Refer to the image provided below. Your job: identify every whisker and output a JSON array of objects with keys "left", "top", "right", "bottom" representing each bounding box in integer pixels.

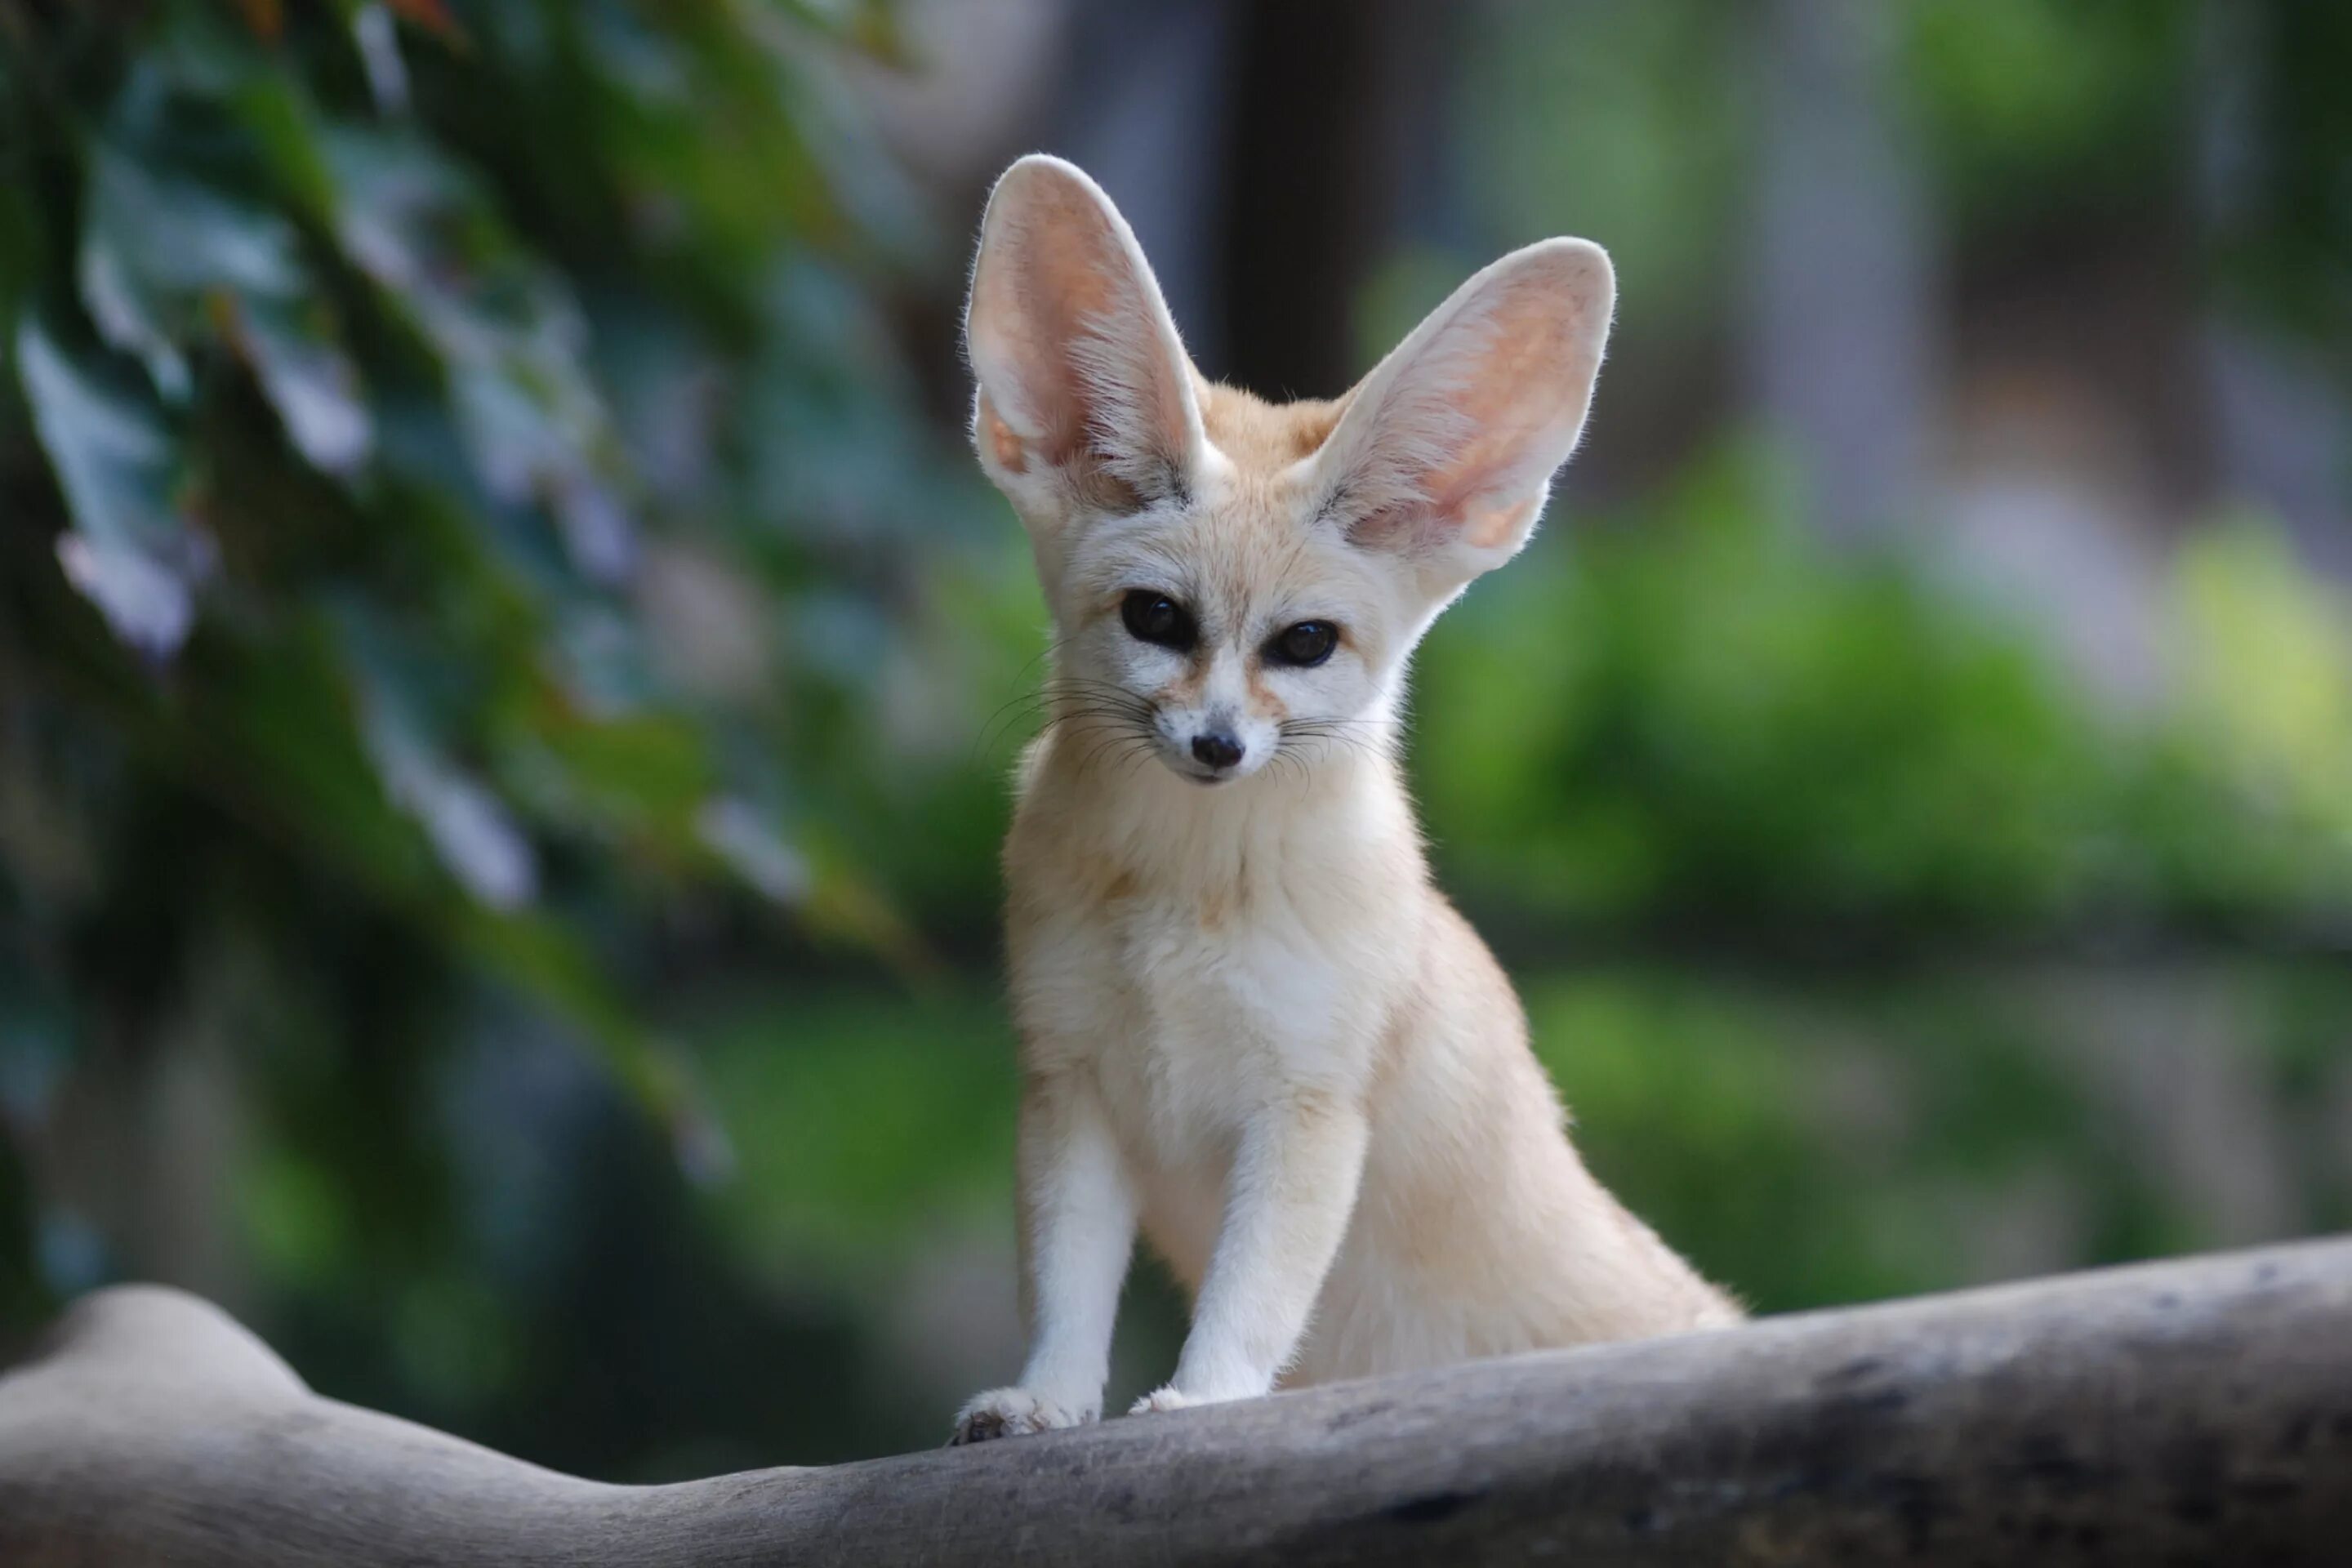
[{"left": 973, "top": 672, "right": 1164, "bottom": 767}]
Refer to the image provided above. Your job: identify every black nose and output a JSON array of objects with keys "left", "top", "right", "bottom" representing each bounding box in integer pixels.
[{"left": 1192, "top": 731, "right": 1245, "bottom": 770}]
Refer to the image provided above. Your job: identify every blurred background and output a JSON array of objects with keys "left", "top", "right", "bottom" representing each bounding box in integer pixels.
[{"left": 3, "top": 0, "right": 2350, "bottom": 1477}]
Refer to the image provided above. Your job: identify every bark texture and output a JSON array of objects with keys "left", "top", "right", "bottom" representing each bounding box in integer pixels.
[{"left": 2, "top": 1237, "right": 2349, "bottom": 1566}]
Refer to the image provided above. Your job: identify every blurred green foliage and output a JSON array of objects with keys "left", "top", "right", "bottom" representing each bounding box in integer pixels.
[
  {"left": 1, "top": 0, "right": 2349, "bottom": 1479},
  {"left": 1412, "top": 444, "right": 2352, "bottom": 935},
  {"left": 0, "top": 0, "right": 1005, "bottom": 1381}
]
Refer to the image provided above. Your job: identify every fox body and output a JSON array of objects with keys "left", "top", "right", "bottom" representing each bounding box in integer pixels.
[{"left": 953, "top": 157, "right": 1737, "bottom": 1442}]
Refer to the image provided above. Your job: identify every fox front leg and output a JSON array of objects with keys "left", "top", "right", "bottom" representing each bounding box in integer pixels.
[
  {"left": 1132, "top": 1094, "right": 1370, "bottom": 1414},
  {"left": 951, "top": 1072, "right": 1137, "bottom": 1444}
]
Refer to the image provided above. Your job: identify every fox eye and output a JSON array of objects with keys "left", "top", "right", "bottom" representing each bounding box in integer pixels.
[
  {"left": 1120, "top": 590, "right": 1196, "bottom": 651},
  {"left": 1267, "top": 621, "right": 1339, "bottom": 668}
]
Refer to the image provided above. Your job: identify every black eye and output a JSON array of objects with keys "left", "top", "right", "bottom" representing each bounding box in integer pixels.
[
  {"left": 1120, "top": 590, "right": 1196, "bottom": 650},
  {"left": 1267, "top": 621, "right": 1339, "bottom": 668}
]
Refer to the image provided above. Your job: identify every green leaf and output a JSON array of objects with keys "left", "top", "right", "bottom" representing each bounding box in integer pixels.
[
  {"left": 14, "top": 318, "right": 212, "bottom": 658},
  {"left": 333, "top": 606, "right": 540, "bottom": 911},
  {"left": 231, "top": 294, "right": 373, "bottom": 474},
  {"left": 78, "top": 145, "right": 373, "bottom": 474},
  {"left": 696, "top": 797, "right": 811, "bottom": 907},
  {"left": 321, "top": 126, "right": 635, "bottom": 582},
  {"left": 365, "top": 706, "right": 540, "bottom": 911}
]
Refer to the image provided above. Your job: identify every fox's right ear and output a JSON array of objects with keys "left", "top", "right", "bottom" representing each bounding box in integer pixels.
[{"left": 965, "top": 155, "right": 1205, "bottom": 532}]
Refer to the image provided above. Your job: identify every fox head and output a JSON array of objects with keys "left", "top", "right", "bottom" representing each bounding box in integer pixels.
[{"left": 966, "top": 155, "right": 1612, "bottom": 788}]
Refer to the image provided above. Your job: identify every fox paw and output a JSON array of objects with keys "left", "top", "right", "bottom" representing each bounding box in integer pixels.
[
  {"left": 1128, "top": 1385, "right": 1199, "bottom": 1417},
  {"left": 950, "top": 1387, "right": 1087, "bottom": 1446}
]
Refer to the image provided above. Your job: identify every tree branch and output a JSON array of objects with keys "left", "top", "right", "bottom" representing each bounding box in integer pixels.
[{"left": 2, "top": 1238, "right": 2349, "bottom": 1565}]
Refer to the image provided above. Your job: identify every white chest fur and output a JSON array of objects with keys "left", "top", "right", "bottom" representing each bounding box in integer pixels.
[{"left": 1007, "top": 755, "right": 1419, "bottom": 1272}]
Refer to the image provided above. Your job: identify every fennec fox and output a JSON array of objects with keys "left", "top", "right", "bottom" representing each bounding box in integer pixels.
[{"left": 951, "top": 156, "right": 1738, "bottom": 1444}]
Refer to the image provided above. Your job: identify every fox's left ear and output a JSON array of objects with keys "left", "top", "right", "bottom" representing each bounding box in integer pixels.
[{"left": 1312, "top": 238, "right": 1614, "bottom": 590}]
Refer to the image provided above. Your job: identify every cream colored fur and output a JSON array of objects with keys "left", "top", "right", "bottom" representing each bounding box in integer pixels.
[{"left": 951, "top": 156, "right": 1739, "bottom": 1444}]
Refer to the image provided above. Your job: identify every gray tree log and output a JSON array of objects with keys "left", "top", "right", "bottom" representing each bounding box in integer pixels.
[{"left": 2, "top": 1236, "right": 2349, "bottom": 1566}]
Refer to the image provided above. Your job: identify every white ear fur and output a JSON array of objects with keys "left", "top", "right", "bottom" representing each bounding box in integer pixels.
[
  {"left": 1312, "top": 238, "right": 1615, "bottom": 587},
  {"left": 964, "top": 155, "right": 1205, "bottom": 523}
]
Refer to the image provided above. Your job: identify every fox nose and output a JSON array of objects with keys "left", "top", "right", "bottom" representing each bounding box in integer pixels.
[{"left": 1192, "top": 731, "right": 1245, "bottom": 770}]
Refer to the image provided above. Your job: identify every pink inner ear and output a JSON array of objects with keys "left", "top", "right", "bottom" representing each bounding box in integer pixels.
[
  {"left": 1420, "top": 272, "right": 1590, "bottom": 517},
  {"left": 1461, "top": 497, "right": 1538, "bottom": 552},
  {"left": 971, "top": 175, "right": 1192, "bottom": 488},
  {"left": 1008, "top": 189, "right": 1127, "bottom": 463},
  {"left": 1337, "top": 248, "right": 1606, "bottom": 561}
]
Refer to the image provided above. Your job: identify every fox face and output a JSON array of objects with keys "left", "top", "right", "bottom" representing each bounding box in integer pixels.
[
  {"left": 1039, "top": 464, "right": 1410, "bottom": 785},
  {"left": 966, "top": 155, "right": 1614, "bottom": 786}
]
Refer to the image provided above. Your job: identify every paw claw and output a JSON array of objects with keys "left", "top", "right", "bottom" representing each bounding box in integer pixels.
[
  {"left": 1128, "top": 1385, "right": 1197, "bottom": 1417},
  {"left": 950, "top": 1387, "right": 1087, "bottom": 1446}
]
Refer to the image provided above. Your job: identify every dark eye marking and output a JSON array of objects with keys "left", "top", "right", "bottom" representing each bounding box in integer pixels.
[
  {"left": 1266, "top": 621, "right": 1339, "bottom": 668},
  {"left": 1120, "top": 590, "right": 1197, "bottom": 652}
]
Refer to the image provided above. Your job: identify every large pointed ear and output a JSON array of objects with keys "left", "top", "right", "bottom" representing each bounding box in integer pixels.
[
  {"left": 964, "top": 155, "right": 1206, "bottom": 526},
  {"left": 1312, "top": 238, "right": 1614, "bottom": 589}
]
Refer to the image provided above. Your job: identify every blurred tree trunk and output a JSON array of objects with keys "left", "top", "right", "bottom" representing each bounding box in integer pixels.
[
  {"left": 43, "top": 942, "right": 251, "bottom": 1316},
  {"left": 2194, "top": 0, "right": 2352, "bottom": 578},
  {"left": 1050, "top": 0, "right": 1237, "bottom": 372},
  {"left": 1745, "top": 0, "right": 1937, "bottom": 545},
  {"left": 1052, "top": 0, "right": 1451, "bottom": 399},
  {"left": 892, "top": 0, "right": 1454, "bottom": 432},
  {"left": 1210, "top": 0, "right": 1453, "bottom": 399}
]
